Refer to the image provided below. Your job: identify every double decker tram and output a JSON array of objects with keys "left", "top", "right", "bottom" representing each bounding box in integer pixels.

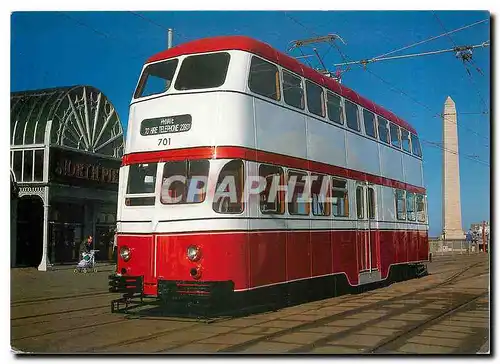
[{"left": 109, "top": 36, "right": 428, "bottom": 312}]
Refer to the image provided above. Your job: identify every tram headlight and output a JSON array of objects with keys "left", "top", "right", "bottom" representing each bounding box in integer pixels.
[
  {"left": 187, "top": 245, "right": 201, "bottom": 262},
  {"left": 120, "top": 246, "right": 131, "bottom": 262}
]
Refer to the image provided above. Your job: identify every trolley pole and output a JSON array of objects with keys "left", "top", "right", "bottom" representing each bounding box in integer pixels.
[{"left": 168, "top": 28, "right": 173, "bottom": 49}]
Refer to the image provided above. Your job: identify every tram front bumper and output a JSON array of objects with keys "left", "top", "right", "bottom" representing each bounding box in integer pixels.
[{"left": 108, "top": 274, "right": 143, "bottom": 296}]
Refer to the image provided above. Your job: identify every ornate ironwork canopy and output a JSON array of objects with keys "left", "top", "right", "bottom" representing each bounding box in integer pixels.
[{"left": 11, "top": 86, "right": 124, "bottom": 158}]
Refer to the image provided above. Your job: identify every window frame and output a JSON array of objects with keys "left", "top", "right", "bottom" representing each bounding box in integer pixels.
[
  {"left": 401, "top": 128, "right": 411, "bottom": 153},
  {"left": 259, "top": 163, "right": 285, "bottom": 215},
  {"left": 390, "top": 123, "right": 402, "bottom": 149},
  {"left": 395, "top": 189, "right": 406, "bottom": 221},
  {"left": 282, "top": 69, "right": 305, "bottom": 110},
  {"left": 411, "top": 133, "right": 422, "bottom": 157},
  {"left": 406, "top": 191, "right": 416, "bottom": 221},
  {"left": 305, "top": 80, "right": 325, "bottom": 118},
  {"left": 331, "top": 177, "right": 349, "bottom": 218},
  {"left": 161, "top": 159, "right": 210, "bottom": 205},
  {"left": 377, "top": 117, "right": 390, "bottom": 144},
  {"left": 362, "top": 109, "right": 377, "bottom": 139},
  {"left": 356, "top": 186, "right": 365, "bottom": 219},
  {"left": 287, "top": 169, "right": 310, "bottom": 216},
  {"left": 174, "top": 52, "right": 231, "bottom": 91},
  {"left": 212, "top": 159, "right": 245, "bottom": 214},
  {"left": 326, "top": 91, "right": 344, "bottom": 125},
  {"left": 311, "top": 174, "right": 330, "bottom": 217},
  {"left": 248, "top": 56, "right": 281, "bottom": 101},
  {"left": 134, "top": 58, "right": 179, "bottom": 99},
  {"left": 416, "top": 194, "right": 426, "bottom": 223},
  {"left": 344, "top": 99, "right": 360, "bottom": 132},
  {"left": 368, "top": 187, "right": 376, "bottom": 220}
]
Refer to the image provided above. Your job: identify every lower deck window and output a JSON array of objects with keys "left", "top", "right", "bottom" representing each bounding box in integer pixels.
[
  {"left": 395, "top": 189, "right": 406, "bottom": 220},
  {"left": 356, "top": 186, "right": 364, "bottom": 219},
  {"left": 259, "top": 164, "right": 284, "bottom": 214},
  {"left": 160, "top": 160, "right": 209, "bottom": 204},
  {"left": 213, "top": 160, "right": 244, "bottom": 214},
  {"left": 416, "top": 194, "right": 426, "bottom": 222},
  {"left": 288, "top": 170, "right": 309, "bottom": 215},
  {"left": 332, "top": 178, "right": 349, "bottom": 217},
  {"left": 312, "top": 174, "right": 329, "bottom": 216},
  {"left": 126, "top": 163, "right": 158, "bottom": 206}
]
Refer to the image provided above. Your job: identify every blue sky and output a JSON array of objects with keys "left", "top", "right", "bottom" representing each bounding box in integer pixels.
[{"left": 11, "top": 11, "right": 490, "bottom": 236}]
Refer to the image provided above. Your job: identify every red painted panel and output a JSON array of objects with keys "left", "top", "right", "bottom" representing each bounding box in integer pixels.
[
  {"left": 155, "top": 233, "right": 249, "bottom": 290},
  {"left": 249, "top": 231, "right": 286, "bottom": 288},
  {"left": 398, "top": 230, "right": 408, "bottom": 263},
  {"left": 370, "top": 230, "right": 380, "bottom": 270},
  {"left": 286, "top": 231, "right": 311, "bottom": 281},
  {"left": 311, "top": 232, "right": 332, "bottom": 277},
  {"left": 118, "top": 229, "right": 428, "bottom": 296},
  {"left": 332, "top": 231, "right": 358, "bottom": 285},
  {"left": 378, "top": 231, "right": 392, "bottom": 279},
  {"left": 116, "top": 235, "right": 155, "bottom": 294},
  {"left": 407, "top": 230, "right": 418, "bottom": 262},
  {"left": 418, "top": 230, "right": 429, "bottom": 261}
]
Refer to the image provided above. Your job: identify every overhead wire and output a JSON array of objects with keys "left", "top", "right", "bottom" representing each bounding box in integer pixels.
[
  {"left": 128, "top": 11, "right": 189, "bottom": 43},
  {"left": 282, "top": 12, "right": 490, "bottom": 167},
  {"left": 432, "top": 12, "right": 489, "bottom": 113},
  {"left": 373, "top": 18, "right": 489, "bottom": 60}
]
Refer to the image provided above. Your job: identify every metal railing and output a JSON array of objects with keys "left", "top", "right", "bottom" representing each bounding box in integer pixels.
[{"left": 429, "top": 238, "right": 489, "bottom": 257}]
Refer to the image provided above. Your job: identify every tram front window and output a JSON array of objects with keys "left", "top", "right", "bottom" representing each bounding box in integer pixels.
[
  {"left": 134, "top": 59, "right": 179, "bottom": 98},
  {"left": 126, "top": 163, "right": 158, "bottom": 206},
  {"left": 160, "top": 160, "right": 210, "bottom": 204},
  {"left": 175, "top": 52, "right": 230, "bottom": 91}
]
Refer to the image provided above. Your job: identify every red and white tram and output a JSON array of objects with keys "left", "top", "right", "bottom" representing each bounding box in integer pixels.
[{"left": 109, "top": 36, "right": 428, "bottom": 310}]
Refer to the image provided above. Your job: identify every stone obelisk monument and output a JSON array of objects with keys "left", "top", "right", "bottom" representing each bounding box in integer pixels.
[{"left": 442, "top": 96, "right": 464, "bottom": 240}]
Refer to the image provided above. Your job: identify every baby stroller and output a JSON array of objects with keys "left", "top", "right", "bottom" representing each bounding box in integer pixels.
[{"left": 74, "top": 250, "right": 99, "bottom": 273}]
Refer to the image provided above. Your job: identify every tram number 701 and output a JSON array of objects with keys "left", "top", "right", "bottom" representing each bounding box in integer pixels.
[{"left": 158, "top": 137, "right": 171, "bottom": 146}]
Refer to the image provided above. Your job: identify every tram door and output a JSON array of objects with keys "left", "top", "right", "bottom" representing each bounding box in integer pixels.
[{"left": 355, "top": 183, "right": 379, "bottom": 273}]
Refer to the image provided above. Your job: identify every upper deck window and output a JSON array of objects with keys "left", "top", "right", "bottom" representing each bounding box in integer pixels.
[
  {"left": 363, "top": 109, "right": 377, "bottom": 138},
  {"left": 345, "top": 100, "right": 360, "bottom": 131},
  {"left": 134, "top": 59, "right": 178, "bottom": 98},
  {"left": 248, "top": 57, "right": 280, "bottom": 101},
  {"left": 390, "top": 123, "right": 401, "bottom": 148},
  {"left": 326, "top": 92, "right": 343, "bottom": 125},
  {"left": 174, "top": 52, "right": 230, "bottom": 91},
  {"left": 378, "top": 117, "right": 390, "bottom": 144},
  {"left": 411, "top": 134, "right": 422, "bottom": 157},
  {"left": 283, "top": 70, "right": 304, "bottom": 110},
  {"left": 306, "top": 80, "right": 325, "bottom": 117},
  {"left": 401, "top": 129, "right": 411, "bottom": 153}
]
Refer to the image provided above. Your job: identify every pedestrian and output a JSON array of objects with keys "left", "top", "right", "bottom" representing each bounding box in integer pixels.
[
  {"left": 79, "top": 235, "right": 93, "bottom": 258},
  {"left": 465, "top": 230, "right": 472, "bottom": 254}
]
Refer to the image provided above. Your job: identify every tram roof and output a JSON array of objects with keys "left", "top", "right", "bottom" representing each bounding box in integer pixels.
[{"left": 147, "top": 36, "right": 417, "bottom": 135}]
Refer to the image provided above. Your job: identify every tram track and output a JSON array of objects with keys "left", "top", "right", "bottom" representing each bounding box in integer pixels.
[
  {"left": 369, "top": 292, "right": 488, "bottom": 353},
  {"left": 11, "top": 291, "right": 113, "bottom": 307},
  {"left": 11, "top": 259, "right": 487, "bottom": 353},
  {"left": 90, "top": 260, "right": 486, "bottom": 352},
  {"left": 217, "top": 261, "right": 487, "bottom": 353}
]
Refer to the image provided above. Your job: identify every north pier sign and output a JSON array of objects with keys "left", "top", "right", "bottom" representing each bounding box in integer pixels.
[{"left": 49, "top": 147, "right": 120, "bottom": 190}]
